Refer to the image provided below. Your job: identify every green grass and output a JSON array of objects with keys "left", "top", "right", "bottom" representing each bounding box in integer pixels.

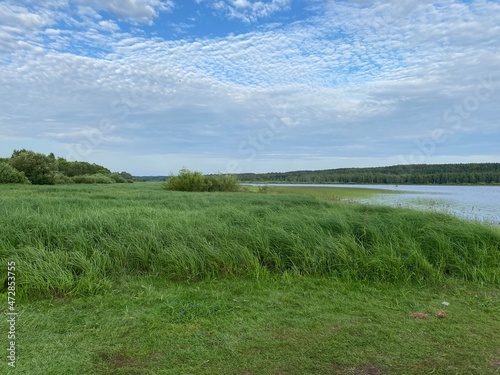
[
  {"left": 0, "top": 183, "right": 499, "bottom": 374},
  {"left": 242, "top": 184, "right": 394, "bottom": 200},
  {"left": 1, "top": 183, "right": 498, "bottom": 299},
  {"left": 1, "top": 277, "right": 499, "bottom": 374}
]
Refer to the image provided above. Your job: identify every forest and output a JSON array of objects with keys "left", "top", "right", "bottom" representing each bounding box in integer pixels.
[
  {"left": 0, "top": 149, "right": 134, "bottom": 185},
  {"left": 237, "top": 163, "right": 500, "bottom": 185}
]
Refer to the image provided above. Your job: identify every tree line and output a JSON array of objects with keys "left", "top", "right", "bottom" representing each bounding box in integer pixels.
[
  {"left": 237, "top": 163, "right": 500, "bottom": 185},
  {"left": 0, "top": 149, "right": 134, "bottom": 185}
]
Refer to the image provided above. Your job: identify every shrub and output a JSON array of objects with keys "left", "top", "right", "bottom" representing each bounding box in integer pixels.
[
  {"left": 72, "top": 173, "right": 115, "bottom": 184},
  {"left": 109, "top": 173, "right": 128, "bottom": 183},
  {"left": 164, "top": 168, "right": 240, "bottom": 192},
  {"left": 117, "top": 171, "right": 135, "bottom": 182},
  {"left": 258, "top": 185, "right": 271, "bottom": 194},
  {"left": 52, "top": 172, "right": 75, "bottom": 185},
  {"left": 0, "top": 162, "right": 31, "bottom": 184},
  {"left": 165, "top": 168, "right": 207, "bottom": 191},
  {"left": 207, "top": 174, "right": 241, "bottom": 192}
]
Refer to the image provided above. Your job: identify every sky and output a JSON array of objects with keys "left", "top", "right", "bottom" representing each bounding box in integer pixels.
[{"left": 0, "top": 0, "right": 499, "bottom": 175}]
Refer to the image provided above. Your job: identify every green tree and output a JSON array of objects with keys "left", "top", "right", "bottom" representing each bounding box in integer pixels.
[
  {"left": 207, "top": 173, "right": 241, "bottom": 192},
  {"left": 57, "top": 158, "right": 110, "bottom": 177},
  {"left": 165, "top": 168, "right": 207, "bottom": 191},
  {"left": 118, "top": 171, "right": 135, "bottom": 182},
  {"left": 109, "top": 173, "right": 128, "bottom": 183},
  {"left": 164, "top": 168, "right": 240, "bottom": 192},
  {"left": 0, "top": 162, "right": 31, "bottom": 184},
  {"left": 10, "top": 150, "right": 57, "bottom": 184}
]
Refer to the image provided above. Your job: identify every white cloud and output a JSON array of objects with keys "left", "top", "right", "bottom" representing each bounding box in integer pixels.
[
  {"left": 0, "top": 0, "right": 499, "bottom": 173},
  {"left": 200, "top": 0, "right": 290, "bottom": 22},
  {"left": 98, "top": 20, "right": 120, "bottom": 32},
  {"left": 0, "top": 3, "right": 51, "bottom": 29},
  {"left": 73, "top": 0, "right": 174, "bottom": 24}
]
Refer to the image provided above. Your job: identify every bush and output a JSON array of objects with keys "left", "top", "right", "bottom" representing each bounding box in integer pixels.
[
  {"left": 165, "top": 168, "right": 207, "bottom": 191},
  {"left": 0, "top": 162, "right": 31, "bottom": 184},
  {"left": 72, "top": 173, "right": 115, "bottom": 184},
  {"left": 53, "top": 172, "right": 75, "bottom": 185},
  {"left": 109, "top": 173, "right": 129, "bottom": 183},
  {"left": 207, "top": 174, "right": 241, "bottom": 192},
  {"left": 117, "top": 171, "right": 135, "bottom": 182},
  {"left": 164, "top": 168, "right": 240, "bottom": 192}
]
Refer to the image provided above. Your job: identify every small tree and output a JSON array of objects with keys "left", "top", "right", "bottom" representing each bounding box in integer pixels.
[
  {"left": 10, "top": 150, "right": 56, "bottom": 185},
  {"left": 208, "top": 174, "right": 241, "bottom": 192},
  {"left": 164, "top": 168, "right": 240, "bottom": 192},
  {"left": 109, "top": 173, "right": 128, "bottom": 183},
  {"left": 164, "top": 168, "right": 207, "bottom": 191},
  {"left": 118, "top": 171, "right": 135, "bottom": 182},
  {"left": 0, "top": 162, "right": 30, "bottom": 184}
]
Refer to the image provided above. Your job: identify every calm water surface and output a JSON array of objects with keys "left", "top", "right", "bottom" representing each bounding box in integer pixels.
[
  {"left": 355, "top": 185, "right": 500, "bottom": 225},
  {"left": 251, "top": 184, "right": 500, "bottom": 225}
]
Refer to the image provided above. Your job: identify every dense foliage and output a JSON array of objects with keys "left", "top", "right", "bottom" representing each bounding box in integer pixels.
[
  {"left": 0, "top": 149, "right": 134, "bottom": 185},
  {"left": 134, "top": 175, "right": 168, "bottom": 182},
  {"left": 238, "top": 163, "right": 500, "bottom": 184},
  {"left": 10, "top": 149, "right": 57, "bottom": 184},
  {"left": 72, "top": 173, "right": 116, "bottom": 184},
  {"left": 57, "top": 158, "right": 111, "bottom": 177},
  {"left": 0, "top": 161, "right": 31, "bottom": 184},
  {"left": 165, "top": 168, "right": 240, "bottom": 192}
]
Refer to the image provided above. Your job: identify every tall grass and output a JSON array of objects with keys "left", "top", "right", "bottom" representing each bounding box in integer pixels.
[{"left": 0, "top": 183, "right": 498, "bottom": 299}]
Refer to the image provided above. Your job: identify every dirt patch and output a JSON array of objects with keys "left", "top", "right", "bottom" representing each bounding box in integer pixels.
[
  {"left": 97, "top": 351, "right": 161, "bottom": 371},
  {"left": 408, "top": 312, "right": 428, "bottom": 319},
  {"left": 99, "top": 352, "right": 140, "bottom": 369},
  {"left": 322, "top": 324, "right": 338, "bottom": 335},
  {"left": 355, "top": 364, "right": 383, "bottom": 375},
  {"left": 332, "top": 363, "right": 383, "bottom": 375},
  {"left": 491, "top": 359, "right": 500, "bottom": 371}
]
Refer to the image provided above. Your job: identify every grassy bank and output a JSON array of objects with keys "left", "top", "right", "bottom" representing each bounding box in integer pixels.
[
  {"left": 1, "top": 183, "right": 499, "bottom": 374},
  {"left": 0, "top": 183, "right": 498, "bottom": 299},
  {"left": 242, "top": 184, "right": 398, "bottom": 200}
]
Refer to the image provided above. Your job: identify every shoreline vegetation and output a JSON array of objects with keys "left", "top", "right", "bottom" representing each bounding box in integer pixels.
[
  {"left": 2, "top": 149, "right": 499, "bottom": 187},
  {"left": 0, "top": 160, "right": 499, "bottom": 373},
  {"left": 135, "top": 163, "right": 500, "bottom": 185},
  {"left": 235, "top": 163, "right": 500, "bottom": 185},
  {"left": 0, "top": 149, "right": 135, "bottom": 185},
  {"left": 2, "top": 182, "right": 498, "bottom": 300}
]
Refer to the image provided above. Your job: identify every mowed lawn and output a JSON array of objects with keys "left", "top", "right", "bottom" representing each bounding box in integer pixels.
[{"left": 0, "top": 183, "right": 499, "bottom": 374}]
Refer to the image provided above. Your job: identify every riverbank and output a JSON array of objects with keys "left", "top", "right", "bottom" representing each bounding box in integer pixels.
[
  {"left": 244, "top": 184, "right": 500, "bottom": 226},
  {"left": 1, "top": 182, "right": 499, "bottom": 374}
]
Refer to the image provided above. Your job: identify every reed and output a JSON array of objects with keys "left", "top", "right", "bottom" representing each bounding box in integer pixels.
[{"left": 0, "top": 183, "right": 498, "bottom": 299}]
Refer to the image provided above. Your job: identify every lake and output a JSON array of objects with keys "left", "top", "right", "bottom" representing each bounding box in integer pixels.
[{"left": 249, "top": 184, "right": 500, "bottom": 225}]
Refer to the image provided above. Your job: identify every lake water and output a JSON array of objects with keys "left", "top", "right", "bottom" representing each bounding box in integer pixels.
[{"left": 250, "top": 184, "right": 500, "bottom": 225}]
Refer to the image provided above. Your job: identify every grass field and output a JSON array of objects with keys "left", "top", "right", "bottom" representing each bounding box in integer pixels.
[
  {"left": 1, "top": 183, "right": 499, "bottom": 374},
  {"left": 241, "top": 185, "right": 397, "bottom": 200}
]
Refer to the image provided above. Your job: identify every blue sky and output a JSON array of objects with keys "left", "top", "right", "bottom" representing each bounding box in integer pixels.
[{"left": 0, "top": 0, "right": 499, "bottom": 175}]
